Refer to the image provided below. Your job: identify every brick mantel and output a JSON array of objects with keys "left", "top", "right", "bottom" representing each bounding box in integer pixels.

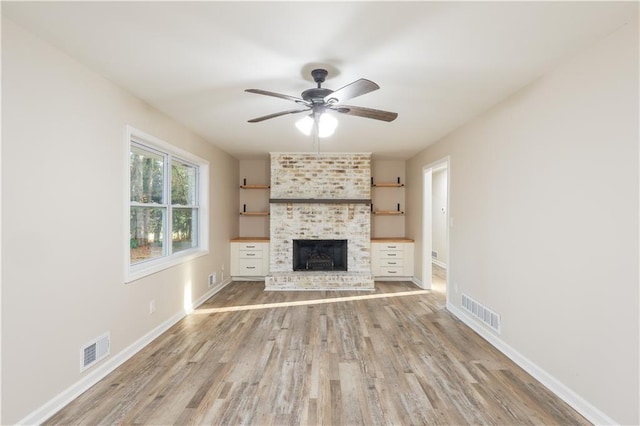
[{"left": 266, "top": 153, "right": 374, "bottom": 290}]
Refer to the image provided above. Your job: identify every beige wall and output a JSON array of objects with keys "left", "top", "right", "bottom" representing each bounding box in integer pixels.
[
  {"left": 407, "top": 19, "right": 638, "bottom": 424},
  {"left": 1, "top": 18, "right": 238, "bottom": 423}
]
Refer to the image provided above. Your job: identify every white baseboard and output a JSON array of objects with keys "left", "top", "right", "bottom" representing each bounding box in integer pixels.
[
  {"left": 372, "top": 276, "right": 424, "bottom": 288},
  {"left": 432, "top": 259, "right": 447, "bottom": 269},
  {"left": 373, "top": 276, "right": 414, "bottom": 282},
  {"left": 189, "top": 277, "right": 232, "bottom": 311},
  {"left": 18, "top": 278, "right": 233, "bottom": 425},
  {"left": 446, "top": 301, "right": 617, "bottom": 425},
  {"left": 231, "top": 276, "right": 265, "bottom": 281}
]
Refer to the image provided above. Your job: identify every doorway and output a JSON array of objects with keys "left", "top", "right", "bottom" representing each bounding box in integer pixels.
[{"left": 423, "top": 159, "right": 450, "bottom": 299}]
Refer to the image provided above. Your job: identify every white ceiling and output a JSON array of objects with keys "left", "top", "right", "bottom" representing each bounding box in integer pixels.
[{"left": 3, "top": 1, "right": 635, "bottom": 159}]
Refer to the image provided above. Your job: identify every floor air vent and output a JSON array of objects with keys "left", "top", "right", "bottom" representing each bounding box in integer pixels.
[
  {"left": 461, "top": 294, "right": 501, "bottom": 333},
  {"left": 81, "top": 332, "right": 110, "bottom": 372}
]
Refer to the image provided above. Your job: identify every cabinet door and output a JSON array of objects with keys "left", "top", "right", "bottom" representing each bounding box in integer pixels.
[
  {"left": 379, "top": 250, "right": 402, "bottom": 259},
  {"left": 239, "top": 258, "right": 263, "bottom": 275},
  {"left": 378, "top": 266, "right": 404, "bottom": 276},
  {"left": 379, "top": 243, "right": 402, "bottom": 250},
  {"left": 380, "top": 258, "right": 403, "bottom": 267},
  {"left": 239, "top": 250, "right": 262, "bottom": 259},
  {"left": 237, "top": 242, "right": 263, "bottom": 251}
]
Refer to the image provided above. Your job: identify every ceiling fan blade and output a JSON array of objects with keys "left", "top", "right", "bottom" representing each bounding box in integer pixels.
[
  {"left": 247, "top": 108, "right": 310, "bottom": 123},
  {"left": 332, "top": 105, "right": 398, "bottom": 122},
  {"left": 245, "top": 89, "right": 307, "bottom": 104},
  {"left": 324, "top": 79, "right": 380, "bottom": 104}
]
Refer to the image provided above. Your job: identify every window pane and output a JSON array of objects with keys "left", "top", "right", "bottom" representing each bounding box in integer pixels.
[
  {"left": 130, "top": 145, "right": 164, "bottom": 203},
  {"left": 172, "top": 160, "right": 197, "bottom": 205},
  {"left": 172, "top": 208, "right": 198, "bottom": 253},
  {"left": 130, "top": 207, "right": 166, "bottom": 263}
]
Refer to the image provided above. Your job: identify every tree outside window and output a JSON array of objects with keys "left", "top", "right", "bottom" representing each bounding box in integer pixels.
[{"left": 129, "top": 143, "right": 200, "bottom": 265}]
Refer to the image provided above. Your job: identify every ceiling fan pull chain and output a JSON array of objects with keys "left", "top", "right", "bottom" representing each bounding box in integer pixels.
[{"left": 313, "top": 114, "right": 320, "bottom": 153}]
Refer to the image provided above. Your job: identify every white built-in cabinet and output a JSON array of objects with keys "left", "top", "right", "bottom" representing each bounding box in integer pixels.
[
  {"left": 230, "top": 239, "right": 269, "bottom": 278},
  {"left": 371, "top": 240, "right": 414, "bottom": 278}
]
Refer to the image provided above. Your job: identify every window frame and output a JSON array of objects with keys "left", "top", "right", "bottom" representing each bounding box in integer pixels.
[{"left": 125, "top": 126, "right": 209, "bottom": 283}]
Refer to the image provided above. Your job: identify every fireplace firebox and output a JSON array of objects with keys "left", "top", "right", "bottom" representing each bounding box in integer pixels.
[{"left": 293, "top": 239, "right": 347, "bottom": 271}]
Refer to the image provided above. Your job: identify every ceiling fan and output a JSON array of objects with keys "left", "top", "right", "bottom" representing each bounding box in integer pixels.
[{"left": 245, "top": 69, "right": 398, "bottom": 126}]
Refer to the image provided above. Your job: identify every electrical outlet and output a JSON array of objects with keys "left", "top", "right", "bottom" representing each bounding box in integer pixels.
[
  {"left": 149, "top": 300, "right": 156, "bottom": 314},
  {"left": 208, "top": 273, "right": 217, "bottom": 287}
]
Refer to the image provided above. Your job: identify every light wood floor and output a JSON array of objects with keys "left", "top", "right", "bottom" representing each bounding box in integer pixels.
[{"left": 45, "top": 280, "right": 588, "bottom": 425}]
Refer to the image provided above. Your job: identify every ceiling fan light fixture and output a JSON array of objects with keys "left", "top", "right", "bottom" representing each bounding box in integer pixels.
[
  {"left": 296, "top": 113, "right": 338, "bottom": 138},
  {"left": 295, "top": 115, "right": 314, "bottom": 136},
  {"left": 318, "top": 113, "right": 338, "bottom": 138}
]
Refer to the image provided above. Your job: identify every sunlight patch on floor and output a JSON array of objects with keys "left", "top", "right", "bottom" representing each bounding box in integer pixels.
[{"left": 193, "top": 289, "right": 430, "bottom": 315}]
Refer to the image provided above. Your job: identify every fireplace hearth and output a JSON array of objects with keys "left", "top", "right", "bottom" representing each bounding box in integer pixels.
[{"left": 293, "top": 239, "right": 347, "bottom": 271}]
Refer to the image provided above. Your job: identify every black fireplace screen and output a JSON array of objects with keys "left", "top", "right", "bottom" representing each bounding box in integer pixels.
[{"left": 293, "top": 239, "right": 347, "bottom": 271}]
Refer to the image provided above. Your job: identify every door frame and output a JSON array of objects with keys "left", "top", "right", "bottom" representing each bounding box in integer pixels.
[{"left": 422, "top": 157, "right": 450, "bottom": 302}]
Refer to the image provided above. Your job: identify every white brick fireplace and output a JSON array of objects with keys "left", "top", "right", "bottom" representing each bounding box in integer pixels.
[{"left": 265, "top": 152, "right": 374, "bottom": 290}]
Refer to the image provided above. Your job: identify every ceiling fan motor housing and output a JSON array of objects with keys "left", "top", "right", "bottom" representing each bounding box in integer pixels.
[
  {"left": 302, "top": 69, "right": 333, "bottom": 104},
  {"left": 301, "top": 88, "right": 333, "bottom": 104}
]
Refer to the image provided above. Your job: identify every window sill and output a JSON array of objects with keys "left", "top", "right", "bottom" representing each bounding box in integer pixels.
[{"left": 126, "top": 248, "right": 209, "bottom": 283}]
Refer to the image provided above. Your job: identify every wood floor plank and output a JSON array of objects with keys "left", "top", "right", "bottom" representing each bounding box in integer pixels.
[{"left": 44, "top": 281, "right": 590, "bottom": 425}]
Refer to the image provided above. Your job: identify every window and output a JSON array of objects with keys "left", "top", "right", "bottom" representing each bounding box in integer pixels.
[{"left": 126, "top": 126, "right": 208, "bottom": 282}]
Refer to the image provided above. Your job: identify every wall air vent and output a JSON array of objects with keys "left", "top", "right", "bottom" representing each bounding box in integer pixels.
[
  {"left": 461, "top": 294, "right": 501, "bottom": 334},
  {"left": 80, "top": 332, "right": 110, "bottom": 372}
]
